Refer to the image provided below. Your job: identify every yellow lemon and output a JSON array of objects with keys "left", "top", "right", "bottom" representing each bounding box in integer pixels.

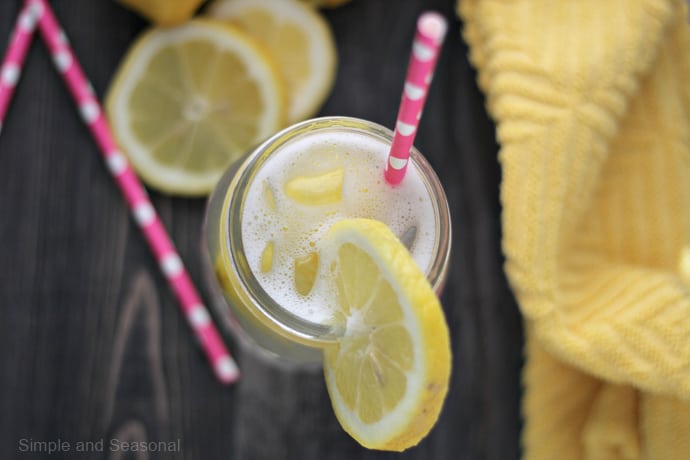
[
  {"left": 116, "top": 0, "right": 205, "bottom": 26},
  {"left": 321, "top": 218, "right": 451, "bottom": 451},
  {"left": 105, "top": 20, "right": 286, "bottom": 196},
  {"left": 206, "top": 0, "right": 337, "bottom": 123},
  {"left": 284, "top": 168, "right": 344, "bottom": 205}
]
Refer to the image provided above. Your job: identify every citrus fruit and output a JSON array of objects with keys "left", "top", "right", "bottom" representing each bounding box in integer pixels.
[
  {"left": 321, "top": 218, "right": 451, "bottom": 451},
  {"left": 284, "top": 168, "right": 344, "bottom": 205},
  {"left": 206, "top": 0, "right": 337, "bottom": 124},
  {"left": 294, "top": 251, "right": 319, "bottom": 296},
  {"left": 116, "top": 0, "right": 205, "bottom": 26},
  {"left": 105, "top": 20, "right": 286, "bottom": 196}
]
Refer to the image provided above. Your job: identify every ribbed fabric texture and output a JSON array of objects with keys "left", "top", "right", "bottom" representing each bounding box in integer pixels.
[{"left": 457, "top": 0, "right": 690, "bottom": 458}]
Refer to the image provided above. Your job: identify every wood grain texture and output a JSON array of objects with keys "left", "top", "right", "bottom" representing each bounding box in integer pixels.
[{"left": 0, "top": 0, "right": 523, "bottom": 459}]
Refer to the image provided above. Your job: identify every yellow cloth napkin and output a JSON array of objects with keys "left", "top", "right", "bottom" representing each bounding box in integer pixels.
[{"left": 457, "top": 0, "right": 690, "bottom": 458}]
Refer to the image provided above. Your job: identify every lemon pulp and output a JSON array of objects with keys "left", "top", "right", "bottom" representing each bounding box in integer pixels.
[
  {"left": 322, "top": 218, "right": 451, "bottom": 451},
  {"left": 106, "top": 20, "right": 286, "bottom": 196},
  {"left": 206, "top": 0, "right": 337, "bottom": 123}
]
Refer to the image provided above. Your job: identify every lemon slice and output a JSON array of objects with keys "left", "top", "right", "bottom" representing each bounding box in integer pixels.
[
  {"left": 321, "top": 218, "right": 451, "bottom": 451},
  {"left": 105, "top": 20, "right": 286, "bottom": 196},
  {"left": 116, "top": 0, "right": 205, "bottom": 26},
  {"left": 206, "top": 0, "right": 337, "bottom": 123}
]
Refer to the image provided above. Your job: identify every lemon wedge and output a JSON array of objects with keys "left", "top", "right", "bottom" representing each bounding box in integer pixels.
[
  {"left": 321, "top": 218, "right": 451, "bottom": 451},
  {"left": 206, "top": 0, "right": 337, "bottom": 123},
  {"left": 294, "top": 251, "right": 319, "bottom": 296},
  {"left": 284, "top": 168, "right": 344, "bottom": 205},
  {"left": 105, "top": 20, "right": 286, "bottom": 196}
]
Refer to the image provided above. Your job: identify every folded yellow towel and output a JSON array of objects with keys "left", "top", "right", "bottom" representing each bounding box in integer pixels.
[{"left": 457, "top": 0, "right": 690, "bottom": 458}]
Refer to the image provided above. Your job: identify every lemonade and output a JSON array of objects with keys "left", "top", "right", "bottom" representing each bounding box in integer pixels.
[
  {"left": 241, "top": 125, "right": 439, "bottom": 325},
  {"left": 203, "top": 116, "right": 451, "bottom": 363}
]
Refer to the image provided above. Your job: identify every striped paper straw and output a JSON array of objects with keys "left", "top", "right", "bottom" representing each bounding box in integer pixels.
[
  {"left": 384, "top": 12, "right": 447, "bottom": 186},
  {"left": 0, "top": 1, "right": 40, "bottom": 136},
  {"left": 32, "top": 0, "right": 239, "bottom": 384}
]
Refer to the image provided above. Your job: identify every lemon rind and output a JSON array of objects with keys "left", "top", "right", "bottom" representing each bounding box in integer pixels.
[
  {"left": 105, "top": 19, "right": 286, "bottom": 196},
  {"left": 206, "top": 0, "right": 337, "bottom": 123},
  {"left": 322, "top": 218, "right": 451, "bottom": 451}
]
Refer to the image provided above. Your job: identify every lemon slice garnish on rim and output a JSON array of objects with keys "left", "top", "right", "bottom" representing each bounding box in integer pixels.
[
  {"left": 105, "top": 19, "right": 286, "bottom": 196},
  {"left": 321, "top": 218, "right": 451, "bottom": 451},
  {"left": 206, "top": 0, "right": 337, "bottom": 124}
]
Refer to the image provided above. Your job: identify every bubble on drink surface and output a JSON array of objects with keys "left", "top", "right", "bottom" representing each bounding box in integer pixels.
[{"left": 240, "top": 129, "right": 437, "bottom": 324}]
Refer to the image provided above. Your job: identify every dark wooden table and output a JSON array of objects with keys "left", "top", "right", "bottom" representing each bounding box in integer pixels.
[{"left": 0, "top": 0, "right": 524, "bottom": 458}]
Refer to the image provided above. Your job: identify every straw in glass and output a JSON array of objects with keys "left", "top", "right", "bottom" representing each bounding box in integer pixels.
[
  {"left": 0, "top": 1, "right": 40, "bottom": 137},
  {"left": 31, "top": 0, "right": 239, "bottom": 384},
  {"left": 384, "top": 12, "right": 447, "bottom": 186}
]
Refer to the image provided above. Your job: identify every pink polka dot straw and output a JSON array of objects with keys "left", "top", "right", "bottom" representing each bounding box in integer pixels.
[
  {"left": 22, "top": 0, "right": 239, "bottom": 384},
  {"left": 0, "top": 1, "right": 40, "bottom": 137},
  {"left": 384, "top": 12, "right": 447, "bottom": 186}
]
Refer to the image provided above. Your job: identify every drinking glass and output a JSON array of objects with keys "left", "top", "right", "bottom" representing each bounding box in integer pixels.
[{"left": 202, "top": 116, "right": 451, "bottom": 366}]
